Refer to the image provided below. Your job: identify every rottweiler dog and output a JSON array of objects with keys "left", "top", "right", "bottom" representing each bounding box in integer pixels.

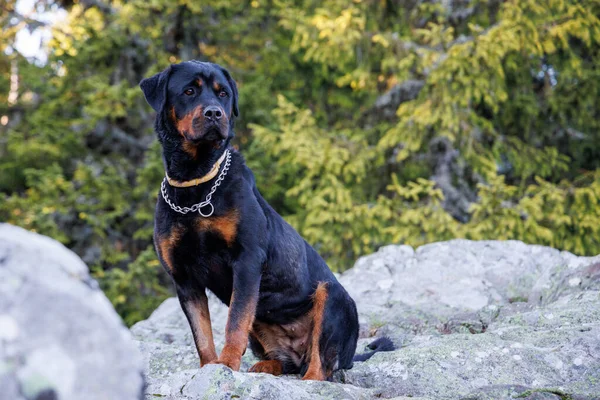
[{"left": 140, "top": 61, "right": 393, "bottom": 380}]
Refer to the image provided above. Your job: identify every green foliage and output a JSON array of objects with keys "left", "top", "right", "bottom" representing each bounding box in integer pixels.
[
  {"left": 467, "top": 173, "right": 600, "bottom": 255},
  {"left": 95, "top": 245, "right": 171, "bottom": 326},
  {"left": 2, "top": 0, "right": 600, "bottom": 323}
]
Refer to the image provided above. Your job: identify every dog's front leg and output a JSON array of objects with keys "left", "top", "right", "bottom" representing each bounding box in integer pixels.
[
  {"left": 211, "top": 256, "right": 261, "bottom": 371},
  {"left": 178, "top": 289, "right": 218, "bottom": 366}
]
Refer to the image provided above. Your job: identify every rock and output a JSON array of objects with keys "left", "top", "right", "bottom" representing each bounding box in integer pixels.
[
  {"left": 133, "top": 240, "right": 600, "bottom": 399},
  {"left": 0, "top": 224, "right": 144, "bottom": 400},
  {"left": 180, "top": 364, "right": 376, "bottom": 399}
]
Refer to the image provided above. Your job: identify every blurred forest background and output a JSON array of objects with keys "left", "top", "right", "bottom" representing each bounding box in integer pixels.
[{"left": 1, "top": 0, "right": 599, "bottom": 325}]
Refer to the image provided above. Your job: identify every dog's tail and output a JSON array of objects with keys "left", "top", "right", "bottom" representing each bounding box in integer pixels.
[{"left": 352, "top": 336, "right": 395, "bottom": 362}]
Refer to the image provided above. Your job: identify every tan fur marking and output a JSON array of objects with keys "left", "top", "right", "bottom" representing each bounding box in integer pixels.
[
  {"left": 183, "top": 296, "right": 217, "bottom": 366},
  {"left": 302, "top": 282, "right": 328, "bottom": 381},
  {"left": 157, "top": 225, "right": 185, "bottom": 274},
  {"left": 214, "top": 293, "right": 256, "bottom": 371},
  {"left": 196, "top": 210, "right": 239, "bottom": 246},
  {"left": 213, "top": 82, "right": 222, "bottom": 91},
  {"left": 182, "top": 141, "right": 198, "bottom": 158},
  {"left": 249, "top": 359, "right": 283, "bottom": 375},
  {"left": 196, "top": 79, "right": 203, "bottom": 87},
  {"left": 169, "top": 107, "right": 184, "bottom": 137},
  {"left": 171, "top": 106, "right": 203, "bottom": 135},
  {"left": 176, "top": 111, "right": 195, "bottom": 136},
  {"left": 171, "top": 105, "right": 205, "bottom": 157}
]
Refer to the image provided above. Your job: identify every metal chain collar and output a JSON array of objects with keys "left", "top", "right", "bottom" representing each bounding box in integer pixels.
[{"left": 160, "top": 150, "right": 231, "bottom": 217}]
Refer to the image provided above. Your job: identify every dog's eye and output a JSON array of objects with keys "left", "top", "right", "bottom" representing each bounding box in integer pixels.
[
  {"left": 219, "top": 90, "right": 228, "bottom": 97},
  {"left": 184, "top": 88, "right": 195, "bottom": 96}
]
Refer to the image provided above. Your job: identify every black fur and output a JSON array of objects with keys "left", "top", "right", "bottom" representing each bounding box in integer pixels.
[
  {"left": 140, "top": 61, "right": 393, "bottom": 379},
  {"left": 353, "top": 337, "right": 396, "bottom": 362}
]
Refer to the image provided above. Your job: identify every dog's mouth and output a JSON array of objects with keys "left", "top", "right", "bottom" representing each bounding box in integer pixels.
[
  {"left": 202, "top": 126, "right": 227, "bottom": 141},
  {"left": 185, "top": 123, "right": 228, "bottom": 144},
  {"left": 172, "top": 106, "right": 230, "bottom": 145}
]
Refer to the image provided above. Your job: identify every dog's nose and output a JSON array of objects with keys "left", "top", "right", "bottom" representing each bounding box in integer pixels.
[{"left": 204, "top": 106, "right": 223, "bottom": 120}]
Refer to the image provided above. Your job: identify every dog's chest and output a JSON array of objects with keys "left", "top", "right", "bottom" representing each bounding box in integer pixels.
[
  {"left": 156, "top": 211, "right": 240, "bottom": 298},
  {"left": 192, "top": 210, "right": 240, "bottom": 247}
]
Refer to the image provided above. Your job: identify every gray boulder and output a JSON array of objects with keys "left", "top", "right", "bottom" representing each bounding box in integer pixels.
[
  {"left": 0, "top": 224, "right": 144, "bottom": 400},
  {"left": 133, "top": 240, "right": 600, "bottom": 399}
]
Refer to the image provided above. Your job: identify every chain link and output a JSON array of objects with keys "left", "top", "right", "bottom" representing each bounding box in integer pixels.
[{"left": 160, "top": 150, "right": 231, "bottom": 217}]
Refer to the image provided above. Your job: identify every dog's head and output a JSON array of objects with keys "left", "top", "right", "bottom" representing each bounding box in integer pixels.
[{"left": 140, "top": 61, "right": 239, "bottom": 145}]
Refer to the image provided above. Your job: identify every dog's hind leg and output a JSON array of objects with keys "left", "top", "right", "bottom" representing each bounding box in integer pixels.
[
  {"left": 302, "top": 282, "right": 329, "bottom": 381},
  {"left": 302, "top": 282, "right": 360, "bottom": 381}
]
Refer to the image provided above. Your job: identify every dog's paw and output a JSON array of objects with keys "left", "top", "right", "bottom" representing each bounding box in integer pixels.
[
  {"left": 199, "top": 355, "right": 217, "bottom": 368},
  {"left": 207, "top": 357, "right": 240, "bottom": 371},
  {"left": 248, "top": 360, "right": 283, "bottom": 376}
]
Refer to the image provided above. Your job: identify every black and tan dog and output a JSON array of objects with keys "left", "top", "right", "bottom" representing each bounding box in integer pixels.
[{"left": 140, "top": 61, "right": 393, "bottom": 380}]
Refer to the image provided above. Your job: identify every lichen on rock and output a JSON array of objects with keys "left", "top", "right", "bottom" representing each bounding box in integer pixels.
[
  {"left": 0, "top": 224, "right": 144, "bottom": 400},
  {"left": 132, "top": 240, "right": 600, "bottom": 399}
]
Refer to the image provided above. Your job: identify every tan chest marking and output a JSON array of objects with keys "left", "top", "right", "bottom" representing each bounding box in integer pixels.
[{"left": 195, "top": 210, "right": 239, "bottom": 246}]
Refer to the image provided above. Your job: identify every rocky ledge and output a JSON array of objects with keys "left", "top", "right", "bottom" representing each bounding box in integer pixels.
[
  {"left": 1, "top": 223, "right": 598, "bottom": 400},
  {"left": 132, "top": 240, "right": 600, "bottom": 400},
  {"left": 0, "top": 224, "right": 144, "bottom": 400}
]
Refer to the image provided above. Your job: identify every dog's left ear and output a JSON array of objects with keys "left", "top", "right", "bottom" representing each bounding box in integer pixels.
[
  {"left": 219, "top": 66, "right": 239, "bottom": 117},
  {"left": 140, "top": 66, "right": 172, "bottom": 113}
]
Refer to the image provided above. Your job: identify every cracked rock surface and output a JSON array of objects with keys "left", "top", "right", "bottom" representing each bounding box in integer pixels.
[{"left": 133, "top": 240, "right": 600, "bottom": 399}]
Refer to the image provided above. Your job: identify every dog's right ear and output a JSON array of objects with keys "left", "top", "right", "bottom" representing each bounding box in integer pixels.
[{"left": 140, "top": 66, "right": 172, "bottom": 113}]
